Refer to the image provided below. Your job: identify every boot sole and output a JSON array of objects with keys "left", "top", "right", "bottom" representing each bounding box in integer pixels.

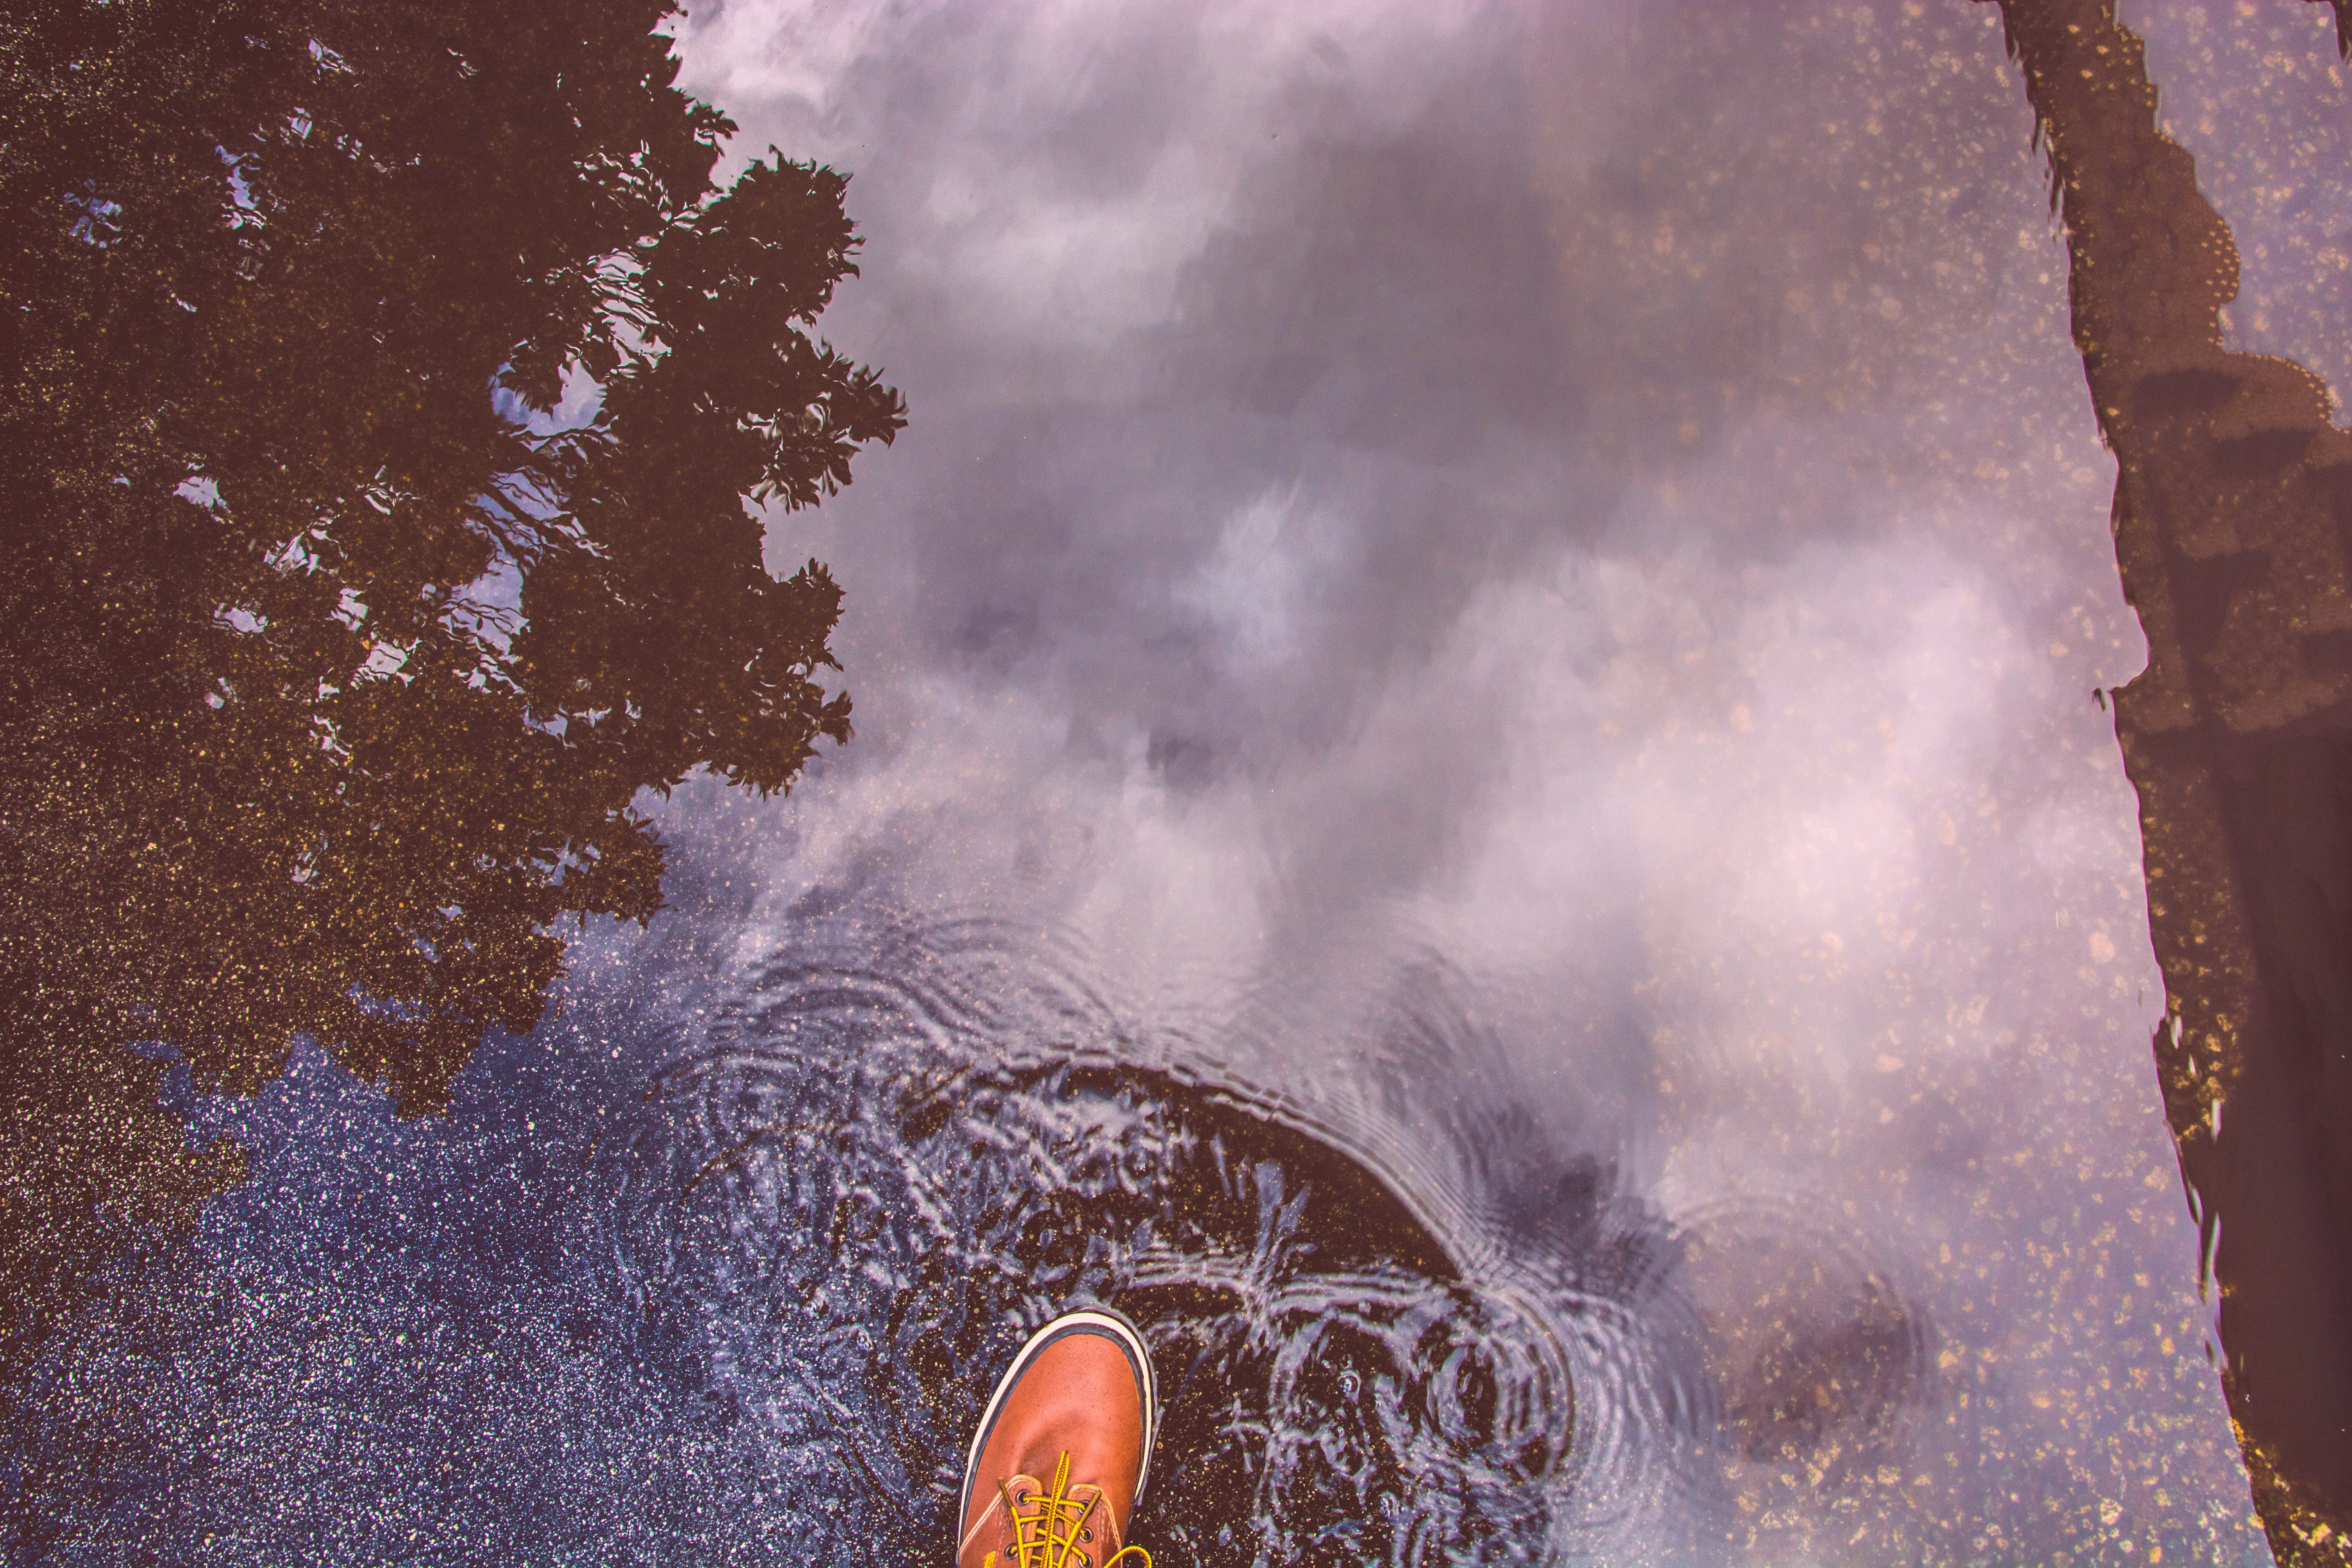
[{"left": 959, "top": 1306, "right": 1160, "bottom": 1531}]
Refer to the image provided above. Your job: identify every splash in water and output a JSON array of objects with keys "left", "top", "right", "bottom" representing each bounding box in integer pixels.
[{"left": 599, "top": 912, "right": 1701, "bottom": 1563}]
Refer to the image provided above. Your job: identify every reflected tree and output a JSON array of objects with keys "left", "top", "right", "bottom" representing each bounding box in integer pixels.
[
  {"left": 1991, "top": 1, "right": 2352, "bottom": 1561},
  {"left": 0, "top": 0, "right": 902, "bottom": 1334}
]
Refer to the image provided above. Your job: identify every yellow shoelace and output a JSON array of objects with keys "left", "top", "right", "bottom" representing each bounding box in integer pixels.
[{"left": 982, "top": 1449, "right": 1151, "bottom": 1568}]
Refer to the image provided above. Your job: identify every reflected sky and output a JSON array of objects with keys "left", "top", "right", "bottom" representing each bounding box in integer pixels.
[
  {"left": 664, "top": 1, "right": 2260, "bottom": 1552},
  {"left": 18, "top": 2, "right": 2350, "bottom": 1563}
]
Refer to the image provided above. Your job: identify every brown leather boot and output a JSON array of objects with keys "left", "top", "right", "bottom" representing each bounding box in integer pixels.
[{"left": 956, "top": 1308, "right": 1159, "bottom": 1568}]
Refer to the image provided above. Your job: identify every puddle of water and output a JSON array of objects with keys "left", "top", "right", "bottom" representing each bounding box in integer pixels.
[{"left": 0, "top": 4, "right": 2301, "bottom": 1564}]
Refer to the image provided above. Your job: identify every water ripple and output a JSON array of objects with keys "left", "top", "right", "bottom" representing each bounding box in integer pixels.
[{"left": 594, "top": 913, "right": 1879, "bottom": 1562}]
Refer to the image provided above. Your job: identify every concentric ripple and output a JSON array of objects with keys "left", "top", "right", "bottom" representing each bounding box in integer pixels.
[{"left": 595, "top": 915, "right": 1621, "bottom": 1564}]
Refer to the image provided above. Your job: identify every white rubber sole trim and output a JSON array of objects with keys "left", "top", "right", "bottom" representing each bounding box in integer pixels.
[{"left": 958, "top": 1307, "right": 1160, "bottom": 1530}]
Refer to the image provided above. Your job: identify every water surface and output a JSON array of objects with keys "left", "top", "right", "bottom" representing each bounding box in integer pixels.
[{"left": 11, "top": 2, "right": 2330, "bottom": 1563}]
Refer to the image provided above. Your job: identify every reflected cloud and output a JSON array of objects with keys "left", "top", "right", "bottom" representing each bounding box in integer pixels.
[{"left": 9, "top": 1, "right": 2322, "bottom": 1563}]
